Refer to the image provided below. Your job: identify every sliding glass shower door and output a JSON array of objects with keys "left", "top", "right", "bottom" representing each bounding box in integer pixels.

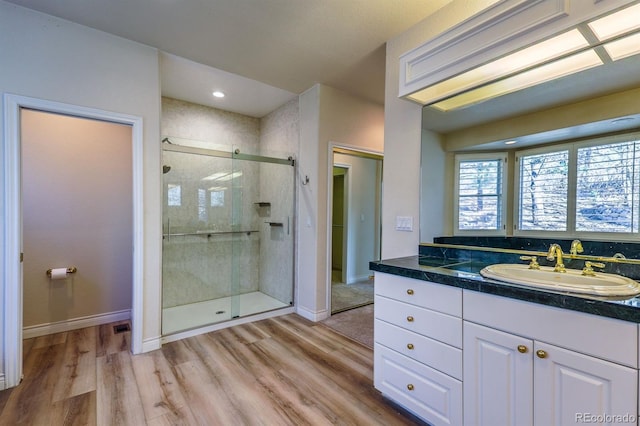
[{"left": 161, "top": 140, "right": 294, "bottom": 335}]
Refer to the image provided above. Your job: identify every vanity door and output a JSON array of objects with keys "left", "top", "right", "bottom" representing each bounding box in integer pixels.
[
  {"left": 463, "top": 321, "right": 533, "bottom": 426},
  {"left": 533, "top": 342, "right": 637, "bottom": 426}
]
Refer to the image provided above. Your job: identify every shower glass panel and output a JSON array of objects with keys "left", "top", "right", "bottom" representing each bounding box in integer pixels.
[{"left": 161, "top": 141, "right": 294, "bottom": 335}]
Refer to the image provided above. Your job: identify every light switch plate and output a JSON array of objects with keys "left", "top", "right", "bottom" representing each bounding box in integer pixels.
[{"left": 395, "top": 216, "right": 413, "bottom": 231}]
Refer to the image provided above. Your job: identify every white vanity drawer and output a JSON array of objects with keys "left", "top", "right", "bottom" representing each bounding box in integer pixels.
[
  {"left": 375, "top": 295, "right": 462, "bottom": 348},
  {"left": 375, "top": 272, "right": 461, "bottom": 317},
  {"left": 375, "top": 343, "right": 462, "bottom": 426},
  {"left": 464, "top": 290, "right": 638, "bottom": 368},
  {"left": 375, "top": 319, "right": 462, "bottom": 380}
]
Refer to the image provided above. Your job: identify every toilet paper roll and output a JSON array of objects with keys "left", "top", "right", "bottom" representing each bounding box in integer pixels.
[{"left": 50, "top": 268, "right": 68, "bottom": 280}]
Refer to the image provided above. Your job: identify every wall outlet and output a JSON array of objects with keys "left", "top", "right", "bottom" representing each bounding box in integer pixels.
[{"left": 395, "top": 216, "right": 413, "bottom": 231}]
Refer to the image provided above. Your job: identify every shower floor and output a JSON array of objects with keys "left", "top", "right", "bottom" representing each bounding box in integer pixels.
[{"left": 162, "top": 291, "right": 289, "bottom": 335}]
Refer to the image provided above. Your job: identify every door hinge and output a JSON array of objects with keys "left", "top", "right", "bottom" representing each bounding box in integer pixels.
[{"left": 20, "top": 252, "right": 23, "bottom": 262}]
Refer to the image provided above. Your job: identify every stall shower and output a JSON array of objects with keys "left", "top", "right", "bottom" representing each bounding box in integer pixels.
[{"left": 161, "top": 138, "right": 295, "bottom": 335}]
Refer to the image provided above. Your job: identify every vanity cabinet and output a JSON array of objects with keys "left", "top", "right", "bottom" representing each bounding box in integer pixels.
[
  {"left": 464, "top": 321, "right": 637, "bottom": 426},
  {"left": 374, "top": 272, "right": 463, "bottom": 426},
  {"left": 373, "top": 272, "right": 640, "bottom": 426},
  {"left": 464, "top": 291, "right": 638, "bottom": 426}
]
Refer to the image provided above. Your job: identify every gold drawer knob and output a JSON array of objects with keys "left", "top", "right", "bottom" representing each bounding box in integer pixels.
[
  {"left": 536, "top": 349, "right": 547, "bottom": 359},
  {"left": 407, "top": 384, "right": 414, "bottom": 391},
  {"left": 407, "top": 343, "right": 414, "bottom": 350},
  {"left": 517, "top": 345, "right": 528, "bottom": 353},
  {"left": 407, "top": 289, "right": 414, "bottom": 295},
  {"left": 406, "top": 316, "right": 414, "bottom": 322}
]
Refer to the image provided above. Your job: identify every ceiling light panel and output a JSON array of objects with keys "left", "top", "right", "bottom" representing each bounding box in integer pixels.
[
  {"left": 588, "top": 3, "right": 640, "bottom": 41},
  {"left": 603, "top": 32, "right": 640, "bottom": 61},
  {"left": 431, "top": 50, "right": 603, "bottom": 111},
  {"left": 409, "top": 29, "right": 589, "bottom": 105}
]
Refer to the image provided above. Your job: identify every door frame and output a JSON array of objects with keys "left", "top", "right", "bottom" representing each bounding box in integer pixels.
[
  {"left": 326, "top": 143, "right": 383, "bottom": 314},
  {"left": 3, "top": 93, "right": 144, "bottom": 388}
]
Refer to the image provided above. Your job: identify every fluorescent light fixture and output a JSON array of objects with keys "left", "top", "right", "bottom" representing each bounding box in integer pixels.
[
  {"left": 409, "top": 29, "right": 589, "bottom": 105},
  {"left": 409, "top": 2, "right": 640, "bottom": 110},
  {"left": 603, "top": 32, "right": 640, "bottom": 61},
  {"left": 202, "top": 172, "right": 229, "bottom": 181},
  {"left": 212, "top": 91, "right": 225, "bottom": 98},
  {"left": 431, "top": 50, "right": 603, "bottom": 111},
  {"left": 588, "top": 3, "right": 640, "bottom": 41},
  {"left": 216, "top": 171, "right": 242, "bottom": 181}
]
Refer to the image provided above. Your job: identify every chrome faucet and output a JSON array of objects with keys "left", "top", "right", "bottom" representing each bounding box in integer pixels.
[{"left": 547, "top": 243, "right": 565, "bottom": 272}]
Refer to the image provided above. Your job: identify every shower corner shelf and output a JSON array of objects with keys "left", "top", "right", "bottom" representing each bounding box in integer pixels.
[
  {"left": 254, "top": 202, "right": 271, "bottom": 207},
  {"left": 265, "top": 221, "right": 284, "bottom": 227}
]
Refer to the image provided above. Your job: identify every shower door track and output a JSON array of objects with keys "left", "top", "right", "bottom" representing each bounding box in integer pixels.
[{"left": 162, "top": 140, "right": 295, "bottom": 166}]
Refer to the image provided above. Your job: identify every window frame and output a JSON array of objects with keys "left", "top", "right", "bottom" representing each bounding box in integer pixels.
[
  {"left": 514, "top": 145, "right": 571, "bottom": 237},
  {"left": 513, "top": 132, "right": 640, "bottom": 240},
  {"left": 453, "top": 152, "right": 508, "bottom": 236}
]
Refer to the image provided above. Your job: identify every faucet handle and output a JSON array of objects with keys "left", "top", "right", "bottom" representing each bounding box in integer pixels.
[
  {"left": 520, "top": 255, "right": 540, "bottom": 270},
  {"left": 582, "top": 261, "right": 605, "bottom": 276}
]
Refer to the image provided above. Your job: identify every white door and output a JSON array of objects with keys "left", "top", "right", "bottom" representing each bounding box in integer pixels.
[
  {"left": 464, "top": 321, "right": 533, "bottom": 426},
  {"left": 533, "top": 342, "right": 637, "bottom": 426}
]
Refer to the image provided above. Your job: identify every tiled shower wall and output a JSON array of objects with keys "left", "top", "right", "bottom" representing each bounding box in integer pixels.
[{"left": 160, "top": 97, "right": 298, "bottom": 308}]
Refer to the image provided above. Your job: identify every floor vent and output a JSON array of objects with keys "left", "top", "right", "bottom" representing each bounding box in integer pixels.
[{"left": 113, "top": 323, "right": 131, "bottom": 334}]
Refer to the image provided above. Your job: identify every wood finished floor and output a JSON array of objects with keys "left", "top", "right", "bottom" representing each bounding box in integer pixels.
[{"left": 0, "top": 315, "right": 426, "bottom": 425}]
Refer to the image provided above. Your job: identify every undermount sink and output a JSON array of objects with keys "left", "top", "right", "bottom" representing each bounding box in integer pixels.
[{"left": 480, "top": 264, "right": 640, "bottom": 297}]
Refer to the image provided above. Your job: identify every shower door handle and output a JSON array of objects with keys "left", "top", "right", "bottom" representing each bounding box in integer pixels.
[{"left": 287, "top": 216, "right": 290, "bottom": 235}]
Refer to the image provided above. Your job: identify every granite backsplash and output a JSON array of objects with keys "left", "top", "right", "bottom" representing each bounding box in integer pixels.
[{"left": 421, "top": 236, "right": 640, "bottom": 280}]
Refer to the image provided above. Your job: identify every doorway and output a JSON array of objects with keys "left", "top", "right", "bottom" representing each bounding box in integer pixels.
[
  {"left": 329, "top": 147, "right": 383, "bottom": 314},
  {"left": 3, "top": 94, "right": 144, "bottom": 390},
  {"left": 21, "top": 109, "right": 133, "bottom": 336}
]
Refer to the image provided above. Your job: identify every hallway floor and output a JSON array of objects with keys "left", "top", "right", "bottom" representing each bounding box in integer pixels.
[{"left": 331, "top": 277, "right": 374, "bottom": 313}]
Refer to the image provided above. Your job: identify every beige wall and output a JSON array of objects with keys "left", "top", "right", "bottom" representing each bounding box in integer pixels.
[
  {"left": 383, "top": 0, "right": 500, "bottom": 258},
  {"left": 21, "top": 110, "right": 133, "bottom": 328},
  {"left": 298, "top": 84, "right": 384, "bottom": 320},
  {"left": 0, "top": 0, "right": 162, "bottom": 371}
]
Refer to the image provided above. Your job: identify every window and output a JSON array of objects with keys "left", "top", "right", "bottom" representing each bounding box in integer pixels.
[
  {"left": 210, "top": 190, "right": 225, "bottom": 207},
  {"left": 514, "top": 134, "right": 640, "bottom": 238},
  {"left": 167, "top": 184, "right": 181, "bottom": 206},
  {"left": 576, "top": 141, "right": 640, "bottom": 233},
  {"left": 517, "top": 149, "right": 568, "bottom": 231},
  {"left": 454, "top": 154, "right": 506, "bottom": 234}
]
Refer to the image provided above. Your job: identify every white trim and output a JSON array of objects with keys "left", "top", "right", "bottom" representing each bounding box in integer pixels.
[
  {"left": 142, "top": 337, "right": 162, "bottom": 353},
  {"left": 2, "top": 94, "right": 145, "bottom": 389},
  {"left": 161, "top": 307, "right": 296, "bottom": 344},
  {"left": 0, "top": 374, "right": 5, "bottom": 391},
  {"left": 296, "top": 305, "right": 329, "bottom": 322},
  {"left": 454, "top": 152, "right": 508, "bottom": 236},
  {"left": 23, "top": 310, "right": 131, "bottom": 339}
]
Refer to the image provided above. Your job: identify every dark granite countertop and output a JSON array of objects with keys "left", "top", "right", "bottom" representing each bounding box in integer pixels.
[{"left": 370, "top": 255, "right": 640, "bottom": 323}]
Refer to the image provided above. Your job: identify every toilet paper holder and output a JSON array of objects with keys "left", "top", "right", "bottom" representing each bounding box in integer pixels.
[{"left": 46, "top": 266, "right": 77, "bottom": 277}]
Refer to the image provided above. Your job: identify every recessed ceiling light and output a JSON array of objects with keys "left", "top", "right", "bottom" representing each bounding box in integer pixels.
[
  {"left": 505, "top": 140, "right": 517, "bottom": 145},
  {"left": 212, "top": 91, "right": 225, "bottom": 98}
]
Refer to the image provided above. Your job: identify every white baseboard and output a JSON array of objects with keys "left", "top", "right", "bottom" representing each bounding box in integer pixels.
[
  {"left": 23, "top": 309, "right": 131, "bottom": 339},
  {"left": 142, "top": 337, "right": 162, "bottom": 353},
  {"left": 0, "top": 374, "right": 5, "bottom": 391},
  {"left": 296, "top": 305, "right": 329, "bottom": 322}
]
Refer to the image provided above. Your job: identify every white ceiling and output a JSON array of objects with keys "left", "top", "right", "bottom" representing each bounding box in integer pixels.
[{"left": 5, "top": 0, "right": 453, "bottom": 117}]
